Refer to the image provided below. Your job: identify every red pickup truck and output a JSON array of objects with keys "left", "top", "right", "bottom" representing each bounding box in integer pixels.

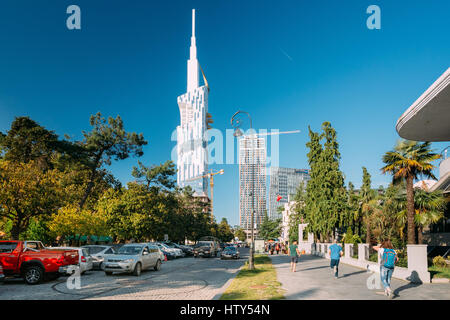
[{"left": 0, "top": 240, "right": 79, "bottom": 285}]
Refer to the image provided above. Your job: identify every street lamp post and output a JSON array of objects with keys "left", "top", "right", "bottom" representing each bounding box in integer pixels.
[{"left": 231, "top": 110, "right": 255, "bottom": 270}]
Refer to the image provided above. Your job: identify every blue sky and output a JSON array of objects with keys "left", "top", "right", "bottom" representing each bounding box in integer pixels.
[{"left": 0, "top": 0, "right": 449, "bottom": 226}]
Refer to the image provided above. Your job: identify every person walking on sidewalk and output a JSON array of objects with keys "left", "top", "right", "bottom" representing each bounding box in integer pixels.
[
  {"left": 373, "top": 239, "right": 398, "bottom": 298},
  {"left": 288, "top": 241, "right": 301, "bottom": 272},
  {"left": 328, "top": 239, "right": 343, "bottom": 279},
  {"left": 275, "top": 242, "right": 280, "bottom": 255}
]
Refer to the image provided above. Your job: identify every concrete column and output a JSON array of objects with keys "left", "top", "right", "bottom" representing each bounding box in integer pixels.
[
  {"left": 345, "top": 243, "right": 353, "bottom": 259},
  {"left": 407, "top": 245, "right": 431, "bottom": 283},
  {"left": 298, "top": 223, "right": 308, "bottom": 243},
  {"left": 324, "top": 243, "right": 330, "bottom": 259},
  {"left": 307, "top": 233, "right": 314, "bottom": 243},
  {"left": 310, "top": 242, "right": 315, "bottom": 254},
  {"left": 358, "top": 244, "right": 369, "bottom": 261}
]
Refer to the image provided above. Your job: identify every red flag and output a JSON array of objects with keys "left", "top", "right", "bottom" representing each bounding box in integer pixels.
[{"left": 276, "top": 195, "right": 282, "bottom": 202}]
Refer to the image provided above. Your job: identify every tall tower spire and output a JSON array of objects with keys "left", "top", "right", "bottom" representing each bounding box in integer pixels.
[
  {"left": 177, "top": 9, "right": 210, "bottom": 197},
  {"left": 187, "top": 9, "right": 199, "bottom": 92}
]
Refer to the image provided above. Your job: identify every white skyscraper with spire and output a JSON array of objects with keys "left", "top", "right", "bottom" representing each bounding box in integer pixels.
[{"left": 176, "top": 9, "right": 211, "bottom": 196}]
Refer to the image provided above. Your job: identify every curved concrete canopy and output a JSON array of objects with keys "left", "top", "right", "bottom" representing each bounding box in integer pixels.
[{"left": 396, "top": 68, "right": 450, "bottom": 142}]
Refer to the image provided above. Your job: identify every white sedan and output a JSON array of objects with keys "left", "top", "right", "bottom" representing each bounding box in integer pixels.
[{"left": 50, "top": 247, "right": 93, "bottom": 274}]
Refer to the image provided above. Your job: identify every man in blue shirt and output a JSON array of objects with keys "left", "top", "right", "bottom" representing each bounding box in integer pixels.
[{"left": 328, "top": 239, "right": 343, "bottom": 279}]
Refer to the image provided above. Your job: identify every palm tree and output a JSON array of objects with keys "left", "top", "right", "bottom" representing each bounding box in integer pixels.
[
  {"left": 381, "top": 140, "right": 441, "bottom": 244},
  {"left": 413, "top": 189, "right": 445, "bottom": 244},
  {"left": 361, "top": 198, "right": 381, "bottom": 244}
]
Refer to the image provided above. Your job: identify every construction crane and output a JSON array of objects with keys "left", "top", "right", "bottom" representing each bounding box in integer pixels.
[{"left": 184, "top": 169, "right": 224, "bottom": 222}]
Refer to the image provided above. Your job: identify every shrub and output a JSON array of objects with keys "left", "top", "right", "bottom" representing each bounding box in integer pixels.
[
  {"left": 396, "top": 255, "right": 408, "bottom": 268},
  {"left": 369, "top": 252, "right": 378, "bottom": 262},
  {"left": 433, "top": 256, "right": 447, "bottom": 268}
]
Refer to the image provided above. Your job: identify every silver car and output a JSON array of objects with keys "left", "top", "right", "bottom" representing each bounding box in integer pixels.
[
  {"left": 81, "top": 245, "right": 115, "bottom": 270},
  {"left": 146, "top": 243, "right": 166, "bottom": 262},
  {"left": 104, "top": 244, "right": 162, "bottom": 276}
]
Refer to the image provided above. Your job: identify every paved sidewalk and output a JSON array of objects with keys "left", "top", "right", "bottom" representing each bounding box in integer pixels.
[{"left": 269, "top": 254, "right": 450, "bottom": 300}]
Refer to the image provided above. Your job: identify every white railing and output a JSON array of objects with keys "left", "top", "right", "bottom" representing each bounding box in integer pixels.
[{"left": 311, "top": 243, "right": 431, "bottom": 283}]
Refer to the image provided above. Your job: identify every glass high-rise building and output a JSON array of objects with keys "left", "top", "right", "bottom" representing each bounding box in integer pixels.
[
  {"left": 239, "top": 136, "right": 266, "bottom": 238},
  {"left": 176, "top": 10, "right": 211, "bottom": 197},
  {"left": 268, "top": 167, "right": 310, "bottom": 220}
]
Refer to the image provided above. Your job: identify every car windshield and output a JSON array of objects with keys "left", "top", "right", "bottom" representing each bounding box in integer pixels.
[
  {"left": 117, "top": 246, "right": 142, "bottom": 255},
  {"left": 0, "top": 242, "right": 18, "bottom": 253},
  {"left": 84, "top": 246, "right": 106, "bottom": 255},
  {"left": 196, "top": 242, "right": 211, "bottom": 247},
  {"left": 164, "top": 243, "right": 175, "bottom": 248},
  {"left": 225, "top": 247, "right": 236, "bottom": 252}
]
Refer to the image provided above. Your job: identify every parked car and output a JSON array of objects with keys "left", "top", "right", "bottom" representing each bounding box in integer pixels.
[
  {"left": 155, "top": 242, "right": 184, "bottom": 258},
  {"left": 179, "top": 244, "right": 194, "bottom": 256},
  {"left": 81, "top": 245, "right": 115, "bottom": 270},
  {"left": 159, "top": 247, "right": 176, "bottom": 260},
  {"left": 145, "top": 243, "right": 165, "bottom": 262},
  {"left": 164, "top": 242, "right": 189, "bottom": 257},
  {"left": 104, "top": 243, "right": 162, "bottom": 276},
  {"left": 193, "top": 240, "right": 220, "bottom": 258},
  {"left": 51, "top": 247, "right": 93, "bottom": 275},
  {"left": 0, "top": 264, "right": 4, "bottom": 284},
  {"left": 0, "top": 240, "right": 79, "bottom": 285},
  {"left": 221, "top": 246, "right": 240, "bottom": 260}
]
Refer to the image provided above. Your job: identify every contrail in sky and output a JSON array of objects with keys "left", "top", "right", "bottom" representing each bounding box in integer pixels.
[{"left": 279, "top": 47, "right": 293, "bottom": 61}]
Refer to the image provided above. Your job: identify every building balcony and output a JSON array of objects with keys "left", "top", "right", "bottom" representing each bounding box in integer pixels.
[{"left": 396, "top": 68, "right": 450, "bottom": 142}]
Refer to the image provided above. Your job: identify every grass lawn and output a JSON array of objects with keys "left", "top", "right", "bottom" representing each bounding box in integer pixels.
[
  {"left": 220, "top": 254, "right": 285, "bottom": 300},
  {"left": 429, "top": 266, "right": 450, "bottom": 279}
]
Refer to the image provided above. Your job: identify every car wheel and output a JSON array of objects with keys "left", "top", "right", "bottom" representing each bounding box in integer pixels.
[
  {"left": 154, "top": 259, "right": 161, "bottom": 271},
  {"left": 133, "top": 263, "right": 142, "bottom": 276},
  {"left": 105, "top": 271, "right": 113, "bottom": 276},
  {"left": 24, "top": 265, "right": 44, "bottom": 285},
  {"left": 99, "top": 262, "right": 104, "bottom": 270}
]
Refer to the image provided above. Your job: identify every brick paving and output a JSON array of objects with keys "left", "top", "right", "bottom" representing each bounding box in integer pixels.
[{"left": 0, "top": 250, "right": 248, "bottom": 300}]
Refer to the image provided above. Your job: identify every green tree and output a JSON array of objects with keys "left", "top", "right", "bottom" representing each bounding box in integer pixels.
[
  {"left": 289, "top": 182, "right": 307, "bottom": 243},
  {"left": 132, "top": 160, "right": 176, "bottom": 191},
  {"left": 79, "top": 112, "right": 147, "bottom": 209},
  {"left": 304, "top": 122, "right": 346, "bottom": 241},
  {"left": 216, "top": 218, "right": 234, "bottom": 243},
  {"left": 378, "top": 183, "right": 406, "bottom": 243},
  {"left": 259, "top": 213, "right": 282, "bottom": 241},
  {"left": 413, "top": 189, "right": 445, "bottom": 244},
  {"left": 381, "top": 140, "right": 441, "bottom": 244},
  {"left": 347, "top": 182, "right": 360, "bottom": 235},
  {"left": 48, "top": 205, "right": 109, "bottom": 245},
  {"left": 0, "top": 160, "right": 64, "bottom": 239},
  {"left": 234, "top": 228, "right": 246, "bottom": 242},
  {"left": 0, "top": 116, "right": 84, "bottom": 171},
  {"left": 359, "top": 167, "right": 377, "bottom": 244}
]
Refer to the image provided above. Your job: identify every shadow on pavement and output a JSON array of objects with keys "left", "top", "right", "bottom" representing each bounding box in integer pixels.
[
  {"left": 393, "top": 282, "right": 422, "bottom": 298},
  {"left": 284, "top": 288, "right": 319, "bottom": 300},
  {"left": 298, "top": 266, "right": 329, "bottom": 272},
  {"left": 339, "top": 270, "right": 367, "bottom": 278},
  {"left": 269, "top": 254, "right": 322, "bottom": 265}
]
